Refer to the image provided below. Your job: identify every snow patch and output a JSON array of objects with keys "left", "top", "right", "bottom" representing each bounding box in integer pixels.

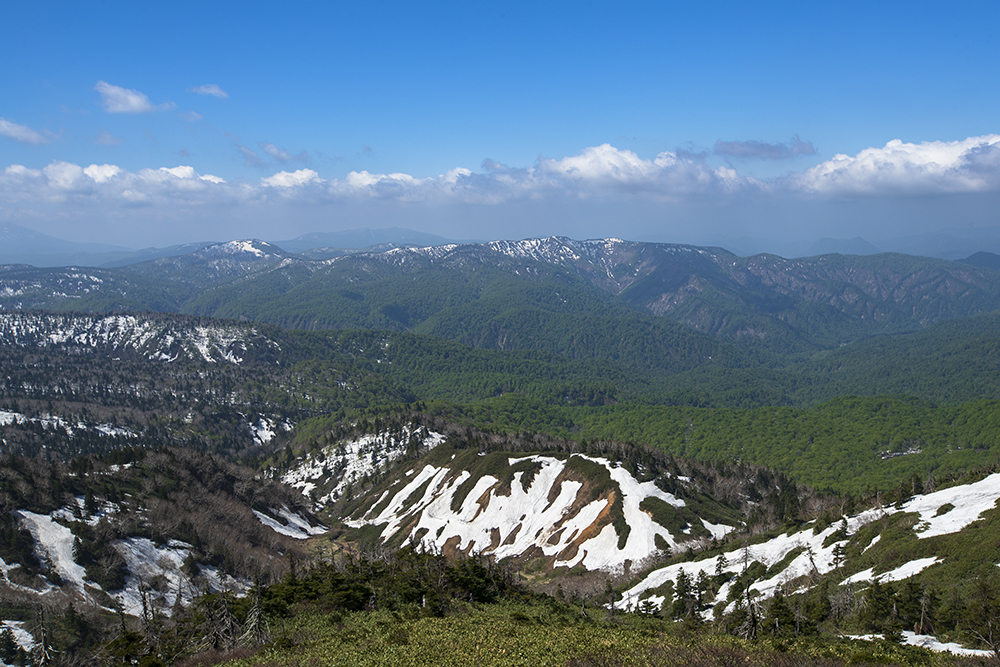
[
  {"left": 280, "top": 426, "right": 446, "bottom": 506},
  {"left": 17, "top": 511, "right": 89, "bottom": 593},
  {"left": 350, "top": 454, "right": 733, "bottom": 574},
  {"left": 903, "top": 474, "right": 1000, "bottom": 539},
  {"left": 112, "top": 538, "right": 192, "bottom": 616},
  {"left": 252, "top": 506, "right": 326, "bottom": 539},
  {"left": 841, "top": 557, "right": 941, "bottom": 586},
  {"left": 0, "top": 621, "right": 34, "bottom": 654},
  {"left": 902, "top": 631, "right": 995, "bottom": 656}
]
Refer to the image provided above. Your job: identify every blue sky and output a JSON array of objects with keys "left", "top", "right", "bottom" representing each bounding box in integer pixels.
[{"left": 2, "top": 1, "right": 999, "bottom": 254}]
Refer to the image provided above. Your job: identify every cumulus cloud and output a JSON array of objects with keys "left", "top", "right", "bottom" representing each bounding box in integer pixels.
[
  {"left": 4, "top": 164, "right": 42, "bottom": 179},
  {"left": 43, "top": 161, "right": 87, "bottom": 190},
  {"left": 0, "top": 161, "right": 228, "bottom": 209},
  {"left": 83, "top": 164, "right": 122, "bottom": 183},
  {"left": 189, "top": 84, "right": 228, "bottom": 98},
  {"left": 0, "top": 117, "right": 48, "bottom": 145},
  {"left": 790, "top": 134, "right": 1000, "bottom": 195},
  {"left": 95, "top": 81, "right": 174, "bottom": 113},
  {"left": 5, "top": 136, "right": 1000, "bottom": 246},
  {"left": 0, "top": 145, "right": 759, "bottom": 222},
  {"left": 263, "top": 169, "right": 321, "bottom": 188},
  {"left": 714, "top": 136, "right": 816, "bottom": 160}
]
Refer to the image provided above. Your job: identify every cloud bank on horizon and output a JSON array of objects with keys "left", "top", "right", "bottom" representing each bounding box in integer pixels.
[
  {"left": 8, "top": 134, "right": 1000, "bottom": 204},
  {"left": 3, "top": 135, "right": 1000, "bottom": 248}
]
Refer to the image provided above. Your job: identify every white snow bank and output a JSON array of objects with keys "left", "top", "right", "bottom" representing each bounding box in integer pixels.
[
  {"left": 281, "top": 426, "right": 446, "bottom": 506},
  {"left": 351, "top": 454, "right": 728, "bottom": 574},
  {"left": 902, "top": 473, "right": 1000, "bottom": 539},
  {"left": 0, "top": 620, "right": 34, "bottom": 653},
  {"left": 848, "top": 632, "right": 994, "bottom": 657},
  {"left": 902, "top": 631, "right": 994, "bottom": 656},
  {"left": 702, "top": 519, "right": 734, "bottom": 540},
  {"left": 0, "top": 411, "right": 25, "bottom": 426},
  {"left": 112, "top": 538, "right": 192, "bottom": 616},
  {"left": 841, "top": 557, "right": 941, "bottom": 586},
  {"left": 17, "top": 511, "right": 89, "bottom": 593},
  {"left": 253, "top": 506, "right": 327, "bottom": 539}
]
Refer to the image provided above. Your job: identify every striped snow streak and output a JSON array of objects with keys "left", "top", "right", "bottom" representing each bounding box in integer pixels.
[{"left": 347, "top": 455, "right": 734, "bottom": 574}]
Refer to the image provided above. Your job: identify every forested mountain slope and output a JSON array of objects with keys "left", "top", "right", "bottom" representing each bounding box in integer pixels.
[
  {"left": 0, "top": 448, "right": 321, "bottom": 621},
  {"left": 4, "top": 237, "right": 1000, "bottom": 358}
]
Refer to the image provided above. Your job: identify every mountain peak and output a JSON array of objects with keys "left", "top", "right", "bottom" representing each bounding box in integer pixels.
[{"left": 199, "top": 239, "right": 284, "bottom": 259}]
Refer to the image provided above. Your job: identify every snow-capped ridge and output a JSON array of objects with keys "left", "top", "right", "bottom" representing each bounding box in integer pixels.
[
  {"left": 196, "top": 239, "right": 284, "bottom": 259},
  {"left": 622, "top": 471, "right": 1000, "bottom": 621},
  {"left": 276, "top": 423, "right": 447, "bottom": 508},
  {"left": 342, "top": 452, "right": 735, "bottom": 574},
  {"left": 0, "top": 312, "right": 279, "bottom": 365}
]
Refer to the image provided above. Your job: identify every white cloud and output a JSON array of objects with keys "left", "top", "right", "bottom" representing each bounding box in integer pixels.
[
  {"left": 137, "top": 166, "right": 226, "bottom": 188},
  {"left": 0, "top": 161, "right": 229, "bottom": 210},
  {"left": 790, "top": 135, "right": 1000, "bottom": 196},
  {"left": 521, "top": 144, "right": 754, "bottom": 199},
  {"left": 83, "top": 164, "right": 122, "bottom": 183},
  {"left": 179, "top": 111, "right": 203, "bottom": 122},
  {"left": 263, "top": 169, "right": 321, "bottom": 187},
  {"left": 190, "top": 84, "right": 228, "bottom": 99},
  {"left": 95, "top": 81, "right": 174, "bottom": 113},
  {"left": 4, "top": 135, "right": 1000, "bottom": 247},
  {"left": 4, "top": 164, "right": 42, "bottom": 179},
  {"left": 43, "top": 161, "right": 86, "bottom": 190},
  {"left": 7, "top": 138, "right": 1000, "bottom": 211},
  {"left": 0, "top": 117, "right": 48, "bottom": 145}
]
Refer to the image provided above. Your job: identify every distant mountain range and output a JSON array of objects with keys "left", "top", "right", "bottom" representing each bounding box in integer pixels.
[
  {"left": 3, "top": 236, "right": 1000, "bottom": 359},
  {"left": 0, "top": 222, "right": 459, "bottom": 267},
  {"left": 6, "top": 219, "right": 1000, "bottom": 267}
]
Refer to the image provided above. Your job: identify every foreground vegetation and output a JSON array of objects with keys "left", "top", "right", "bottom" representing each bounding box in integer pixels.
[
  {"left": 227, "top": 602, "right": 985, "bottom": 667},
  {"left": 5, "top": 542, "right": 985, "bottom": 667},
  {"left": 60, "top": 545, "right": 995, "bottom": 667}
]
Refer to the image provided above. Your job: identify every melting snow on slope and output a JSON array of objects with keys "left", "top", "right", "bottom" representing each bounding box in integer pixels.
[
  {"left": 111, "top": 538, "right": 251, "bottom": 617},
  {"left": 849, "top": 633, "right": 994, "bottom": 657},
  {"left": 249, "top": 416, "right": 289, "bottom": 444},
  {"left": 17, "top": 511, "right": 89, "bottom": 594},
  {"left": 624, "top": 520, "right": 848, "bottom": 615},
  {"left": 902, "top": 632, "right": 994, "bottom": 656},
  {"left": 903, "top": 473, "right": 1000, "bottom": 539},
  {"left": 112, "top": 538, "right": 192, "bottom": 616},
  {"left": 1, "top": 410, "right": 136, "bottom": 439},
  {"left": 281, "top": 426, "right": 446, "bottom": 505},
  {"left": 841, "top": 557, "right": 941, "bottom": 586},
  {"left": 350, "top": 455, "right": 723, "bottom": 573},
  {"left": 0, "top": 620, "right": 34, "bottom": 654},
  {"left": 253, "top": 506, "right": 327, "bottom": 539},
  {"left": 624, "top": 473, "right": 1000, "bottom": 616},
  {"left": 0, "top": 312, "right": 271, "bottom": 365},
  {"left": 0, "top": 411, "right": 23, "bottom": 426}
]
